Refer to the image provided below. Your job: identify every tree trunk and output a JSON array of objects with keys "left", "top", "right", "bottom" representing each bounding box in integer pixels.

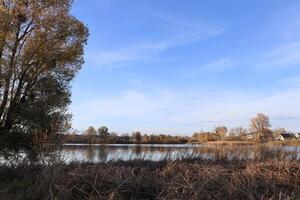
[{"left": 0, "top": 23, "right": 21, "bottom": 130}]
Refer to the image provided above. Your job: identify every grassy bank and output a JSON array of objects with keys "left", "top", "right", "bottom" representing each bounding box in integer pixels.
[
  {"left": 203, "top": 140, "right": 300, "bottom": 147},
  {"left": 1, "top": 157, "right": 300, "bottom": 200},
  {"left": 203, "top": 141, "right": 257, "bottom": 146},
  {"left": 266, "top": 140, "right": 300, "bottom": 147}
]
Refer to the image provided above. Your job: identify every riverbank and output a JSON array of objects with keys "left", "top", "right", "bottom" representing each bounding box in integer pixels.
[
  {"left": 202, "top": 141, "right": 256, "bottom": 146},
  {"left": 202, "top": 140, "right": 300, "bottom": 147},
  {"left": 266, "top": 140, "right": 300, "bottom": 147},
  {"left": 1, "top": 158, "right": 299, "bottom": 200},
  {"left": 62, "top": 139, "right": 300, "bottom": 147}
]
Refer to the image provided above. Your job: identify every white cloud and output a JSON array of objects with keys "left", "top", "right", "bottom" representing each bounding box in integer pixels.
[{"left": 71, "top": 84, "right": 300, "bottom": 134}]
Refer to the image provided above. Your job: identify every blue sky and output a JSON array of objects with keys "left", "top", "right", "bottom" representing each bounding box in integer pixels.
[{"left": 70, "top": 0, "right": 300, "bottom": 134}]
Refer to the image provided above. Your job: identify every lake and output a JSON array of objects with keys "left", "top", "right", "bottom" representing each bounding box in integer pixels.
[{"left": 61, "top": 144, "right": 300, "bottom": 163}]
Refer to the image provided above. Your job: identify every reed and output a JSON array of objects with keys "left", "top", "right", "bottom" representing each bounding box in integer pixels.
[{"left": 1, "top": 149, "right": 300, "bottom": 200}]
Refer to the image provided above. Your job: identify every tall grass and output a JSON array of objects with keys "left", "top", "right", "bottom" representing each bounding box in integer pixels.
[{"left": 0, "top": 147, "right": 299, "bottom": 200}]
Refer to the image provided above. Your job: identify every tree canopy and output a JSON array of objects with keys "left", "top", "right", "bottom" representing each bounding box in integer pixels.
[{"left": 0, "top": 0, "right": 88, "bottom": 152}]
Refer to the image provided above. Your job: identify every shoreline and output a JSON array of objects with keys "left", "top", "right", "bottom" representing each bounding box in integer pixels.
[{"left": 62, "top": 140, "right": 300, "bottom": 147}]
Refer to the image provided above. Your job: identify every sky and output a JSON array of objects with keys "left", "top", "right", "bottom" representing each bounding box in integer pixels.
[{"left": 70, "top": 0, "right": 300, "bottom": 135}]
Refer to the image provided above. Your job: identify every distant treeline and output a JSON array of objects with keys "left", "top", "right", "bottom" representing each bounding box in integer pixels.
[
  {"left": 63, "top": 129, "right": 190, "bottom": 144},
  {"left": 62, "top": 128, "right": 247, "bottom": 145},
  {"left": 62, "top": 113, "right": 300, "bottom": 144}
]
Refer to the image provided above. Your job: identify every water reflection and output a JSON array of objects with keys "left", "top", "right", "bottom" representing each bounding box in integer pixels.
[
  {"left": 1, "top": 144, "right": 300, "bottom": 165},
  {"left": 98, "top": 145, "right": 108, "bottom": 162},
  {"left": 61, "top": 144, "right": 300, "bottom": 163},
  {"left": 85, "top": 146, "right": 95, "bottom": 161}
]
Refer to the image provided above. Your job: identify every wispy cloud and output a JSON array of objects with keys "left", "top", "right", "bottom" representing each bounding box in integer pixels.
[
  {"left": 254, "top": 41, "right": 300, "bottom": 69},
  {"left": 270, "top": 5, "right": 300, "bottom": 38},
  {"left": 281, "top": 75, "right": 300, "bottom": 83},
  {"left": 205, "top": 41, "right": 300, "bottom": 72},
  {"left": 182, "top": 57, "right": 235, "bottom": 78},
  {"left": 87, "top": 41, "right": 174, "bottom": 67},
  {"left": 153, "top": 13, "right": 224, "bottom": 35},
  {"left": 86, "top": 18, "right": 224, "bottom": 68},
  {"left": 202, "top": 57, "right": 234, "bottom": 71}
]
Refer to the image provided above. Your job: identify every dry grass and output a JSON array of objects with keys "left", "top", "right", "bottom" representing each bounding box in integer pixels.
[
  {"left": 267, "top": 140, "right": 300, "bottom": 147},
  {"left": 203, "top": 140, "right": 300, "bottom": 148},
  {"left": 203, "top": 141, "right": 257, "bottom": 146},
  {"left": 0, "top": 155, "right": 300, "bottom": 200}
]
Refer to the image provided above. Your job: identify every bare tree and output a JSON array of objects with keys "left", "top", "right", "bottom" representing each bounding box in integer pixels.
[
  {"left": 215, "top": 126, "right": 227, "bottom": 140},
  {"left": 98, "top": 126, "right": 109, "bottom": 143},
  {"left": 131, "top": 131, "right": 142, "bottom": 144},
  {"left": 229, "top": 127, "right": 246, "bottom": 136},
  {"left": 250, "top": 113, "right": 271, "bottom": 141},
  {"left": 85, "top": 126, "right": 97, "bottom": 144},
  {"left": 0, "top": 0, "right": 88, "bottom": 151}
]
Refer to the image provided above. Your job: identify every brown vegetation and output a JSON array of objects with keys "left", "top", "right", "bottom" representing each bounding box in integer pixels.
[
  {"left": 203, "top": 141, "right": 256, "bottom": 146},
  {"left": 63, "top": 132, "right": 190, "bottom": 144},
  {"left": 266, "top": 140, "right": 300, "bottom": 147},
  {"left": 0, "top": 157, "right": 299, "bottom": 200},
  {"left": 0, "top": 0, "right": 88, "bottom": 152},
  {"left": 1, "top": 142, "right": 299, "bottom": 199}
]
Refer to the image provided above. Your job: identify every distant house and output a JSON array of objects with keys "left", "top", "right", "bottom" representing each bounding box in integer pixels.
[
  {"left": 246, "top": 134, "right": 253, "bottom": 139},
  {"left": 245, "top": 132, "right": 272, "bottom": 142},
  {"left": 245, "top": 133, "right": 258, "bottom": 140},
  {"left": 276, "top": 132, "right": 298, "bottom": 141}
]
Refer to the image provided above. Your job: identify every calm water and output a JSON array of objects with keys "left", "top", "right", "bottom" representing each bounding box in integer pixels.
[
  {"left": 61, "top": 144, "right": 300, "bottom": 163},
  {"left": 1, "top": 144, "right": 300, "bottom": 165}
]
